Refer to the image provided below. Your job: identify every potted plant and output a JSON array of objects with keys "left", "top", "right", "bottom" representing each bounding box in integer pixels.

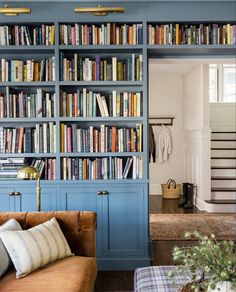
[{"left": 168, "top": 231, "right": 236, "bottom": 292}]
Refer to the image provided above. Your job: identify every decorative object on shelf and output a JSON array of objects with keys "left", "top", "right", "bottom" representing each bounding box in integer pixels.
[
  {"left": 0, "top": 5, "right": 31, "bottom": 16},
  {"left": 74, "top": 5, "right": 125, "bottom": 16},
  {"left": 17, "top": 166, "right": 41, "bottom": 211},
  {"left": 161, "top": 179, "right": 181, "bottom": 199},
  {"left": 168, "top": 232, "right": 236, "bottom": 291}
]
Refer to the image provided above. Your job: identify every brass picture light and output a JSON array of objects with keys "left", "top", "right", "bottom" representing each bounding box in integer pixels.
[
  {"left": 0, "top": 5, "right": 31, "bottom": 16},
  {"left": 74, "top": 5, "right": 125, "bottom": 16}
]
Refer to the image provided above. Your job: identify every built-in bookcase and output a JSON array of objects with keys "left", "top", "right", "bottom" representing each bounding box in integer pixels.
[
  {"left": 0, "top": 22, "right": 56, "bottom": 181},
  {"left": 0, "top": 22, "right": 145, "bottom": 184},
  {"left": 58, "top": 29, "right": 144, "bottom": 180}
]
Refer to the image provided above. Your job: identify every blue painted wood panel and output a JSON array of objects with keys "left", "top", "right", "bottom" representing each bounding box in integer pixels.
[
  {"left": 102, "top": 185, "right": 147, "bottom": 256},
  {"left": 14, "top": 187, "right": 57, "bottom": 212},
  {"left": 60, "top": 186, "right": 102, "bottom": 256},
  {"left": 1, "top": 2, "right": 235, "bottom": 23},
  {"left": 0, "top": 188, "right": 15, "bottom": 212}
]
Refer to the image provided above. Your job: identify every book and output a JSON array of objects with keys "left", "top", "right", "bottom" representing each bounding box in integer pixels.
[{"left": 122, "top": 157, "right": 133, "bottom": 179}]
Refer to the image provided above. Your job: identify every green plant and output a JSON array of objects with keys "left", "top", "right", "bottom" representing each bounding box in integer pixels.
[{"left": 168, "top": 231, "right": 236, "bottom": 292}]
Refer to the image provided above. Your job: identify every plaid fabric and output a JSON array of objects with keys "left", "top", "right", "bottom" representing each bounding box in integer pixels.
[{"left": 134, "top": 266, "right": 191, "bottom": 292}]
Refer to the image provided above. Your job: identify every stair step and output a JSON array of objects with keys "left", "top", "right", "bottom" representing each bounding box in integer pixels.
[
  {"left": 211, "top": 187, "right": 236, "bottom": 192},
  {"left": 211, "top": 148, "right": 236, "bottom": 150},
  {"left": 211, "top": 157, "right": 236, "bottom": 159},
  {"left": 211, "top": 191, "right": 236, "bottom": 200},
  {"left": 211, "top": 141, "right": 236, "bottom": 148},
  {"left": 205, "top": 199, "right": 236, "bottom": 204},
  {"left": 211, "top": 176, "right": 236, "bottom": 180},
  {"left": 211, "top": 139, "right": 236, "bottom": 141},
  {"left": 211, "top": 131, "right": 236, "bottom": 134},
  {"left": 211, "top": 166, "right": 236, "bottom": 169}
]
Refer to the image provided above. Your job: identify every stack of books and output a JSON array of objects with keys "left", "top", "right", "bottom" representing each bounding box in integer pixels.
[{"left": 0, "top": 157, "right": 27, "bottom": 179}]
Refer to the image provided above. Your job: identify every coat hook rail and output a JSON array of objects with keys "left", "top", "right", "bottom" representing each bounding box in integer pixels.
[{"left": 149, "top": 117, "right": 175, "bottom": 126}]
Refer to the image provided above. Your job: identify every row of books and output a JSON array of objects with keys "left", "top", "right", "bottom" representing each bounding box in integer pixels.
[
  {"left": 31, "top": 158, "right": 56, "bottom": 180},
  {"left": 0, "top": 89, "right": 55, "bottom": 118},
  {"left": 60, "top": 89, "right": 142, "bottom": 117},
  {"left": 0, "top": 25, "right": 55, "bottom": 46},
  {"left": 61, "top": 156, "right": 143, "bottom": 180},
  {"left": 147, "top": 23, "right": 236, "bottom": 45},
  {"left": 0, "top": 157, "right": 27, "bottom": 179},
  {"left": 60, "top": 53, "right": 143, "bottom": 81},
  {"left": 60, "top": 123, "right": 142, "bottom": 153},
  {"left": 59, "top": 23, "right": 143, "bottom": 46},
  {"left": 1, "top": 23, "right": 235, "bottom": 46},
  {"left": 0, "top": 123, "right": 56, "bottom": 154},
  {"left": 0, "top": 57, "right": 56, "bottom": 82}
]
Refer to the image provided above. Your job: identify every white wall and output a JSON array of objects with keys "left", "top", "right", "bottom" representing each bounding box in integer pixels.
[
  {"left": 210, "top": 103, "right": 236, "bottom": 131},
  {"left": 149, "top": 62, "right": 185, "bottom": 195},
  {"left": 183, "top": 64, "right": 211, "bottom": 210}
]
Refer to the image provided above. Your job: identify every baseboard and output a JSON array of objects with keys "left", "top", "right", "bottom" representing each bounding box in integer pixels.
[
  {"left": 205, "top": 203, "right": 236, "bottom": 213},
  {"left": 149, "top": 184, "right": 161, "bottom": 195},
  {"left": 195, "top": 196, "right": 208, "bottom": 211},
  {"left": 196, "top": 196, "right": 236, "bottom": 213}
]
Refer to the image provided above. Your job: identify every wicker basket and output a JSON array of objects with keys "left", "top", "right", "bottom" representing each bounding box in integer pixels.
[{"left": 161, "top": 179, "right": 181, "bottom": 199}]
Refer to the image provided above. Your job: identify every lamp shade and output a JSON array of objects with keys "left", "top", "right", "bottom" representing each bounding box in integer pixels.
[{"left": 17, "top": 166, "right": 40, "bottom": 180}]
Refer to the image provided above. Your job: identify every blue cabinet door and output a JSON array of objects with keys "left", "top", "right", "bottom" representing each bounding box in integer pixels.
[
  {"left": 60, "top": 186, "right": 102, "bottom": 255},
  {"left": 60, "top": 183, "right": 149, "bottom": 270},
  {"left": 14, "top": 187, "right": 57, "bottom": 212},
  {"left": 100, "top": 184, "right": 149, "bottom": 270},
  {"left": 0, "top": 187, "right": 15, "bottom": 212}
]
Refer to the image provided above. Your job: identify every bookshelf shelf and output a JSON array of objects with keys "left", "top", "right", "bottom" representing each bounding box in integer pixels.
[
  {"left": 0, "top": 118, "right": 56, "bottom": 123},
  {"left": 59, "top": 179, "right": 147, "bottom": 184},
  {"left": 0, "top": 82, "right": 56, "bottom": 87},
  {"left": 59, "top": 45, "right": 143, "bottom": 51},
  {"left": 60, "top": 152, "right": 144, "bottom": 157},
  {"left": 147, "top": 44, "right": 236, "bottom": 57},
  {"left": 59, "top": 117, "right": 144, "bottom": 122},
  {"left": 0, "top": 153, "right": 56, "bottom": 158},
  {"left": 0, "top": 46, "right": 55, "bottom": 54},
  {"left": 59, "top": 81, "right": 143, "bottom": 86}
]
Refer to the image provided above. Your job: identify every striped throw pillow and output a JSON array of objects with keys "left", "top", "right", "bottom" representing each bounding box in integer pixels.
[
  {"left": 0, "top": 217, "right": 73, "bottom": 278},
  {"left": 0, "top": 219, "right": 22, "bottom": 278}
]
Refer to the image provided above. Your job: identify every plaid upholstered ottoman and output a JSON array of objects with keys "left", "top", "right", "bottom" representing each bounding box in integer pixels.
[{"left": 134, "top": 266, "right": 190, "bottom": 292}]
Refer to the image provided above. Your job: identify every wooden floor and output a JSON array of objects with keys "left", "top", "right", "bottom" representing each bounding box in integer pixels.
[{"left": 94, "top": 195, "right": 199, "bottom": 291}]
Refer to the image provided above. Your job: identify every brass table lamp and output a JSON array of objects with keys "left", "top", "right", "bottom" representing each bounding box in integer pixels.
[{"left": 17, "top": 166, "right": 41, "bottom": 211}]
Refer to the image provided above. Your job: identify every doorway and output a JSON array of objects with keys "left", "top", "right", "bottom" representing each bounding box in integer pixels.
[{"left": 148, "top": 58, "right": 236, "bottom": 214}]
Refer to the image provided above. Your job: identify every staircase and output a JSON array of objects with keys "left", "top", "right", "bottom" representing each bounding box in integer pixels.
[{"left": 205, "top": 131, "right": 236, "bottom": 208}]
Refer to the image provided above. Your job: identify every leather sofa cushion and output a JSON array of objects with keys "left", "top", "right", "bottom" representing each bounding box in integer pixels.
[{"left": 0, "top": 256, "right": 97, "bottom": 292}]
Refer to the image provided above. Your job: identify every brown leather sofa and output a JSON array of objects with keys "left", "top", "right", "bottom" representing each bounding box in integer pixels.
[{"left": 0, "top": 211, "right": 97, "bottom": 292}]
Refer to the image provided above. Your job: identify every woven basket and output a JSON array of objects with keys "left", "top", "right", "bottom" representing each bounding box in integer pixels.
[{"left": 161, "top": 179, "right": 181, "bottom": 199}]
